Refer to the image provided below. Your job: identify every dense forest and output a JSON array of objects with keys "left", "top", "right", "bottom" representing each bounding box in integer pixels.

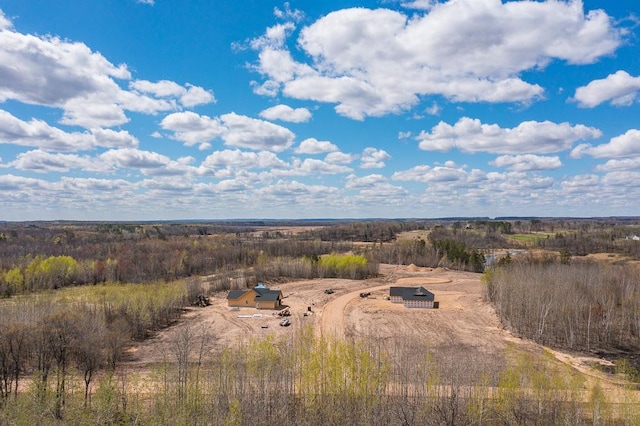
[
  {"left": 0, "top": 218, "right": 639, "bottom": 424},
  {"left": 0, "top": 222, "right": 364, "bottom": 296},
  {"left": 1, "top": 218, "right": 637, "bottom": 293},
  {"left": 0, "top": 219, "right": 499, "bottom": 295},
  {"left": 486, "top": 261, "right": 640, "bottom": 355}
]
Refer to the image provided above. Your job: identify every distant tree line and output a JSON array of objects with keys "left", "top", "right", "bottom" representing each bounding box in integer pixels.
[
  {"left": 0, "top": 223, "right": 358, "bottom": 296},
  {"left": 531, "top": 230, "right": 640, "bottom": 257},
  {"left": 299, "top": 221, "right": 429, "bottom": 242},
  {"left": 2, "top": 219, "right": 638, "bottom": 296},
  {"left": 253, "top": 253, "right": 377, "bottom": 283},
  {"left": 363, "top": 228, "right": 488, "bottom": 273}
]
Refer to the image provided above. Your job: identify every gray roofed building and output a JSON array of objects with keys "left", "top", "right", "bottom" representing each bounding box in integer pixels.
[
  {"left": 227, "top": 284, "right": 283, "bottom": 309},
  {"left": 389, "top": 286, "right": 438, "bottom": 308},
  {"left": 253, "top": 287, "right": 282, "bottom": 302},
  {"left": 227, "top": 290, "right": 246, "bottom": 300}
]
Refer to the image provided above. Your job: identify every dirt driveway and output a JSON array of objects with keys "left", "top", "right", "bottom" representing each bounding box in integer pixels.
[
  {"left": 123, "top": 264, "right": 622, "bottom": 390},
  {"left": 125, "top": 265, "right": 507, "bottom": 366}
]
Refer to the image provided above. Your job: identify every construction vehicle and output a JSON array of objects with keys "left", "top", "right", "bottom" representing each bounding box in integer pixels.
[
  {"left": 278, "top": 307, "right": 291, "bottom": 316},
  {"left": 360, "top": 292, "right": 371, "bottom": 298},
  {"left": 193, "top": 294, "right": 211, "bottom": 307}
]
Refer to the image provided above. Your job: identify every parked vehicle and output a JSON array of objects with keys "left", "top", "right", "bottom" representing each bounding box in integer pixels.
[{"left": 279, "top": 318, "right": 291, "bottom": 327}]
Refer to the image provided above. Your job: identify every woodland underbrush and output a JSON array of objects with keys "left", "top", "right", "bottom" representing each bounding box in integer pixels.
[
  {"left": 486, "top": 260, "right": 640, "bottom": 357},
  {"left": 1, "top": 327, "right": 638, "bottom": 425}
]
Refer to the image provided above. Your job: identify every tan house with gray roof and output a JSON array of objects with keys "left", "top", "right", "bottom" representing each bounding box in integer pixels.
[{"left": 227, "top": 284, "right": 283, "bottom": 310}]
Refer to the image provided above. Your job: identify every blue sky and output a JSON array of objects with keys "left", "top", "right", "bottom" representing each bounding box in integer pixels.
[{"left": 0, "top": 0, "right": 638, "bottom": 221}]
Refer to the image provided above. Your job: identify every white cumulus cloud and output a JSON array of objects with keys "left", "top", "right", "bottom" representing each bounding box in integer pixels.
[
  {"left": 100, "top": 148, "right": 172, "bottom": 169},
  {"left": 324, "top": 151, "right": 355, "bottom": 164},
  {"left": 345, "top": 173, "right": 387, "bottom": 189},
  {"left": 130, "top": 80, "right": 185, "bottom": 97},
  {"left": 251, "top": 1, "right": 621, "bottom": 119},
  {"left": 0, "top": 17, "right": 213, "bottom": 128},
  {"left": 295, "top": 138, "right": 338, "bottom": 154},
  {"left": 8, "top": 150, "right": 95, "bottom": 173},
  {"left": 259, "top": 104, "right": 311, "bottom": 122},
  {"left": 571, "top": 129, "right": 640, "bottom": 159},
  {"left": 602, "top": 171, "right": 640, "bottom": 187},
  {"left": 0, "top": 174, "right": 48, "bottom": 191},
  {"left": 0, "top": 10, "right": 12, "bottom": 29},
  {"left": 98, "top": 148, "right": 195, "bottom": 176},
  {"left": 0, "top": 109, "right": 138, "bottom": 151},
  {"left": 160, "top": 111, "right": 226, "bottom": 148},
  {"left": 274, "top": 3, "right": 304, "bottom": 22},
  {"left": 220, "top": 113, "right": 295, "bottom": 152},
  {"left": 401, "top": 0, "right": 438, "bottom": 11},
  {"left": 287, "top": 158, "right": 352, "bottom": 176},
  {"left": 393, "top": 163, "right": 471, "bottom": 183},
  {"left": 360, "top": 147, "right": 391, "bottom": 169},
  {"left": 163, "top": 111, "right": 296, "bottom": 152},
  {"left": 180, "top": 84, "right": 216, "bottom": 107},
  {"left": 201, "top": 149, "right": 287, "bottom": 170},
  {"left": 573, "top": 71, "right": 640, "bottom": 107},
  {"left": 595, "top": 158, "right": 640, "bottom": 172},
  {"left": 491, "top": 154, "right": 562, "bottom": 172},
  {"left": 257, "top": 179, "right": 339, "bottom": 198},
  {"left": 417, "top": 117, "right": 601, "bottom": 154}
]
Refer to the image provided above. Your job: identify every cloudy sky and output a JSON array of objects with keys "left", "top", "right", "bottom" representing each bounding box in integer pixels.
[{"left": 0, "top": 0, "right": 638, "bottom": 221}]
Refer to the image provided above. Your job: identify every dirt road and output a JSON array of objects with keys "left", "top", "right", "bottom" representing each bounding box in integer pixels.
[
  {"left": 317, "top": 273, "right": 455, "bottom": 338},
  {"left": 126, "top": 266, "right": 500, "bottom": 366},
  {"left": 317, "top": 283, "right": 391, "bottom": 338},
  {"left": 122, "top": 264, "right": 631, "bottom": 396}
]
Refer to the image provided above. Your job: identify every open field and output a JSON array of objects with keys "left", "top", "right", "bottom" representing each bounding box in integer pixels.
[
  {"left": 124, "top": 265, "right": 494, "bottom": 365},
  {"left": 122, "top": 263, "right": 615, "bottom": 386},
  {"left": 505, "top": 232, "right": 554, "bottom": 243}
]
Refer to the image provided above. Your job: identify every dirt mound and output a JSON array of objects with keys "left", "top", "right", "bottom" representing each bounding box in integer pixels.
[{"left": 407, "top": 263, "right": 420, "bottom": 272}]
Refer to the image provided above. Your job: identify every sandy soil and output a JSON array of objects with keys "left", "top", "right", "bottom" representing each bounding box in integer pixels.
[
  {"left": 124, "top": 265, "right": 507, "bottom": 366},
  {"left": 121, "top": 264, "right": 630, "bottom": 392}
]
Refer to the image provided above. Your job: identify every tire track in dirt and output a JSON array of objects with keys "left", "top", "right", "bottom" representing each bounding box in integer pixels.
[
  {"left": 319, "top": 277, "right": 453, "bottom": 339},
  {"left": 318, "top": 284, "right": 391, "bottom": 339},
  {"left": 122, "top": 265, "right": 639, "bottom": 403},
  {"left": 218, "top": 308, "right": 254, "bottom": 334}
]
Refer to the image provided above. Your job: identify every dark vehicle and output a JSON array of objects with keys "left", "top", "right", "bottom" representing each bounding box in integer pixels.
[
  {"left": 278, "top": 307, "right": 291, "bottom": 316},
  {"left": 324, "top": 288, "right": 335, "bottom": 294}
]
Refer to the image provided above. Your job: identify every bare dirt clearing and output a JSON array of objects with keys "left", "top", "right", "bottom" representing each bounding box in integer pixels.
[
  {"left": 122, "top": 264, "right": 627, "bottom": 390},
  {"left": 125, "top": 264, "right": 496, "bottom": 366}
]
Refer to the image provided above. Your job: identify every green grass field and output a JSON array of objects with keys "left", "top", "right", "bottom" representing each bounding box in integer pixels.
[{"left": 507, "top": 233, "right": 554, "bottom": 243}]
